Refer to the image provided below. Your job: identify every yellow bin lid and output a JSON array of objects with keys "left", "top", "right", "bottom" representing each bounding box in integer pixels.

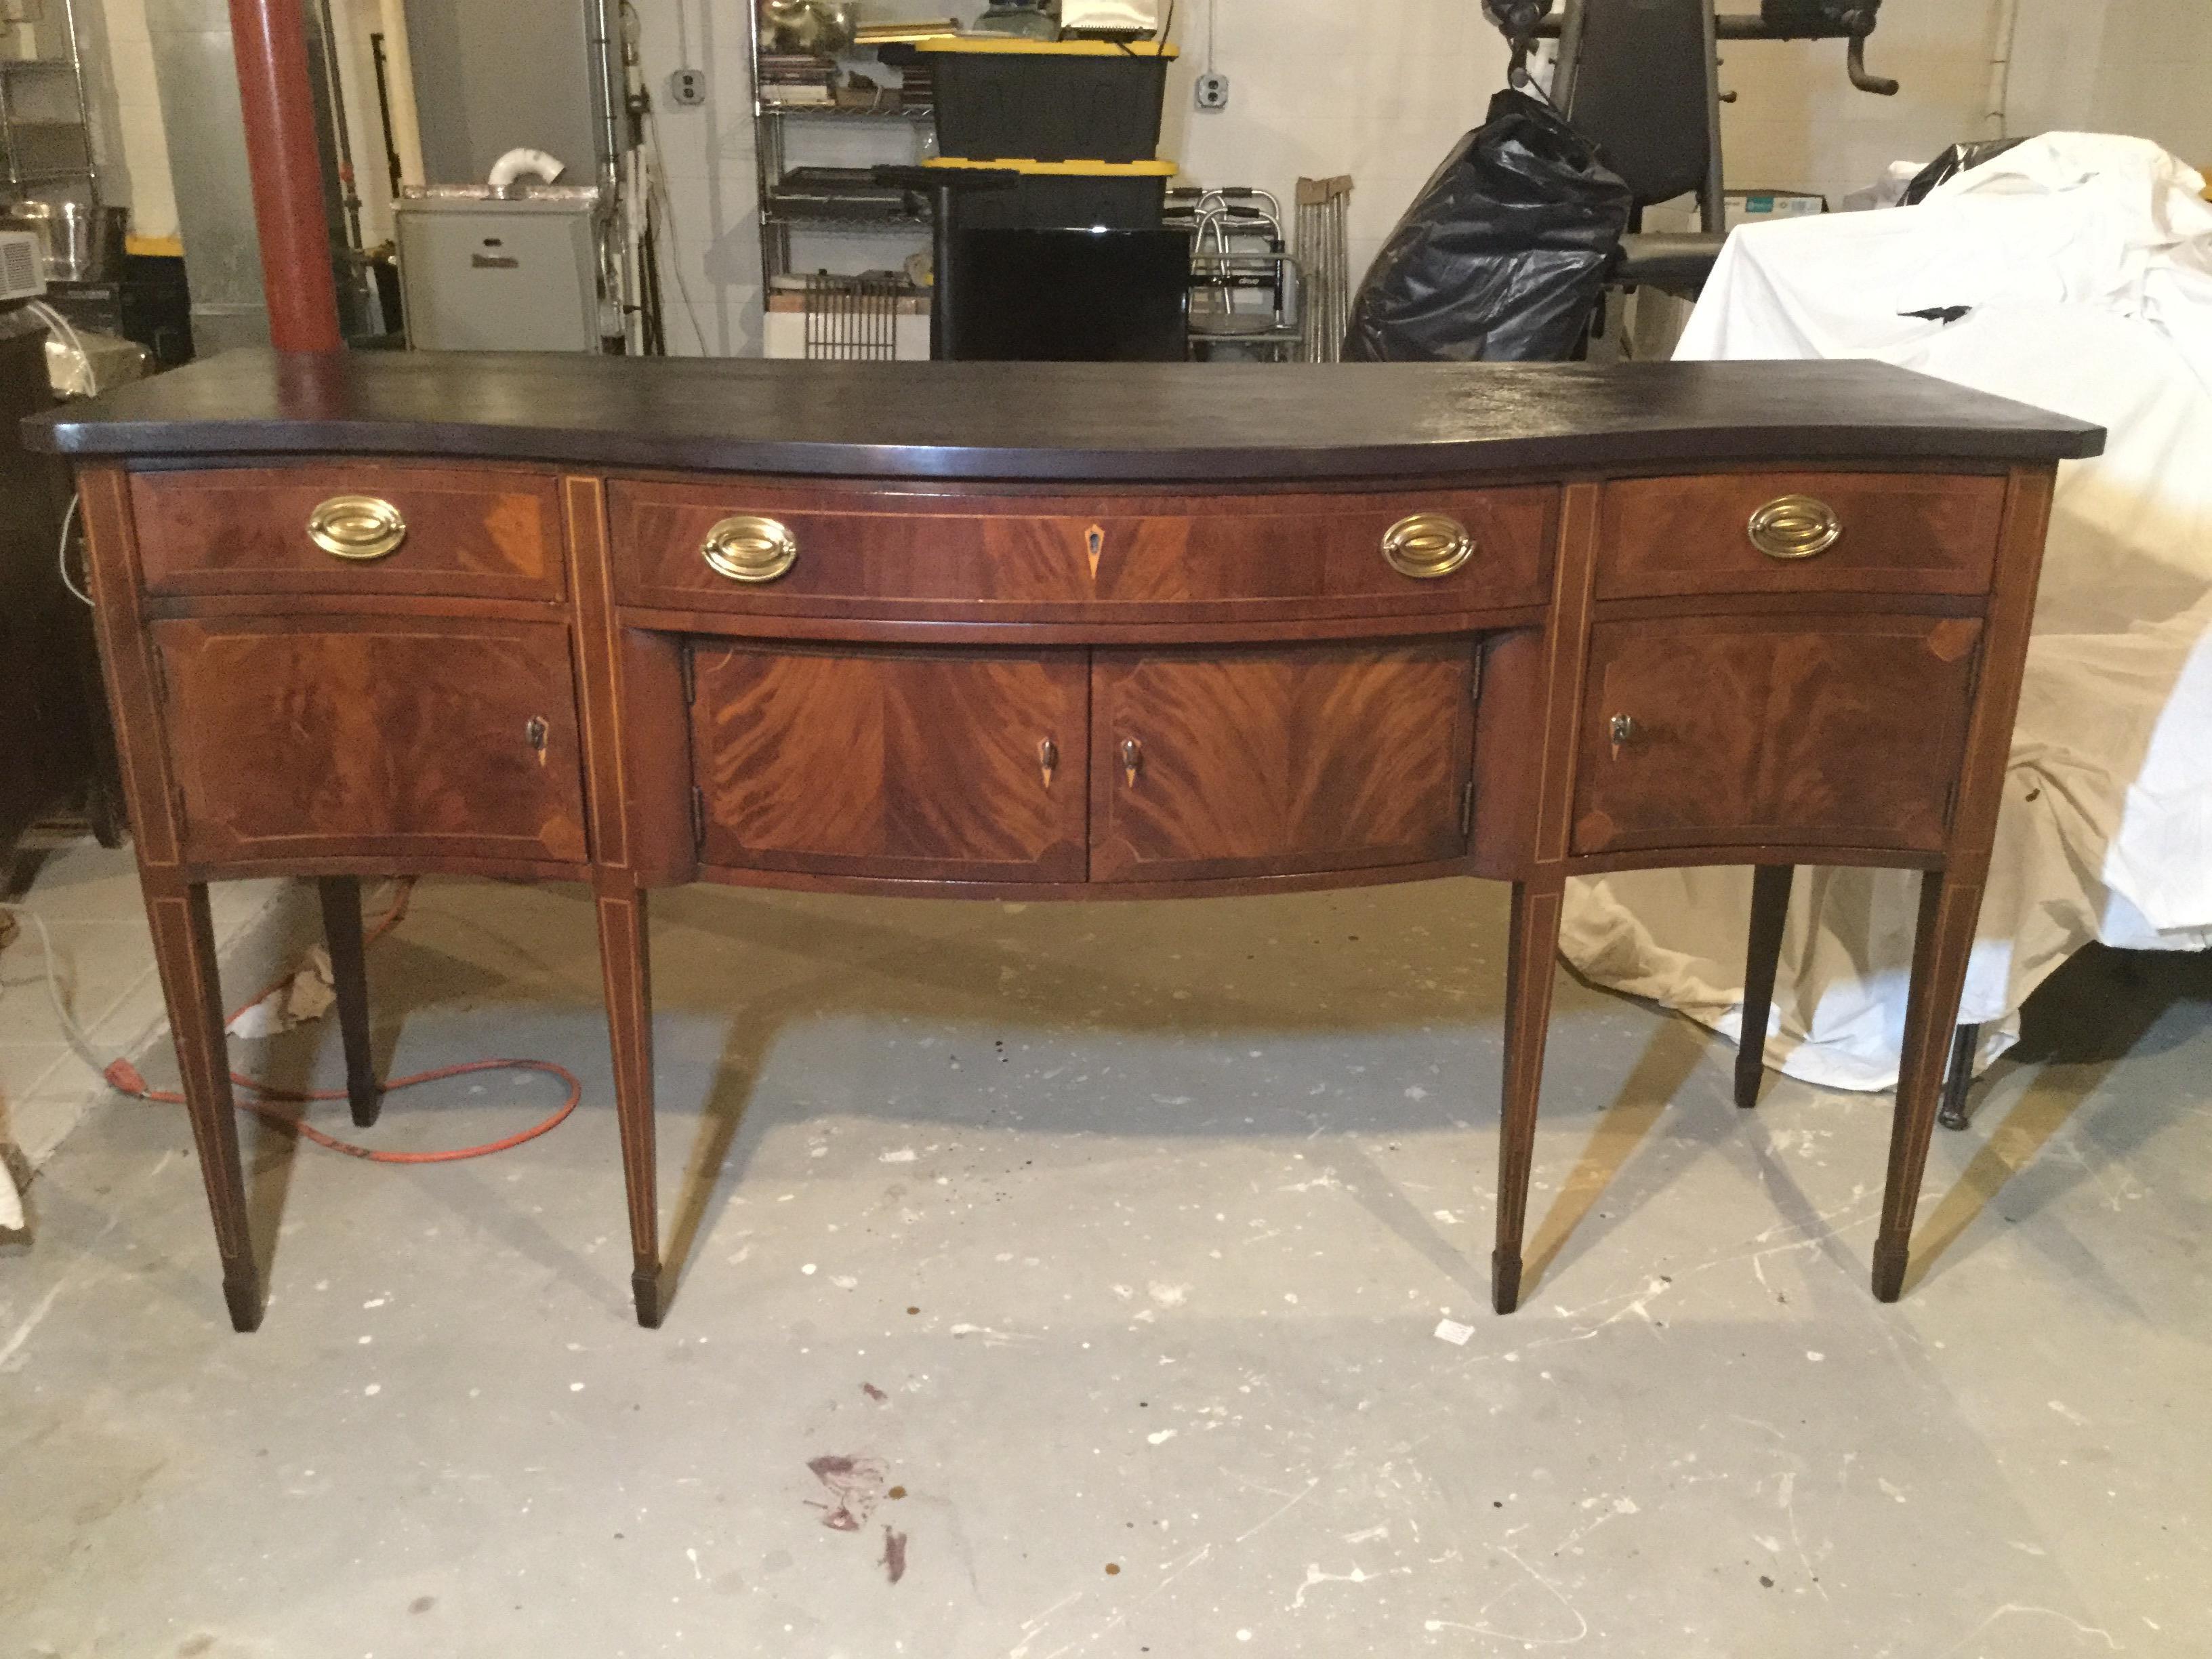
[
  {"left": 923, "top": 157, "right": 1177, "bottom": 177},
  {"left": 916, "top": 37, "right": 1178, "bottom": 57}
]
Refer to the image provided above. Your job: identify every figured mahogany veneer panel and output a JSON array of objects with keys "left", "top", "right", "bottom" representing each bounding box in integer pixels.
[
  {"left": 154, "top": 615, "right": 589, "bottom": 865},
  {"left": 1572, "top": 613, "right": 1983, "bottom": 856},
  {"left": 691, "top": 644, "right": 1088, "bottom": 881},
  {"left": 1090, "top": 643, "right": 1475, "bottom": 883},
  {"left": 131, "top": 464, "right": 564, "bottom": 600},
  {"left": 1597, "top": 472, "right": 2005, "bottom": 600},
  {"left": 609, "top": 482, "right": 1555, "bottom": 621}
]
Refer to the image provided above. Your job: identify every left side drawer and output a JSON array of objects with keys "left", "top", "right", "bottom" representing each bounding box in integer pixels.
[{"left": 131, "top": 464, "right": 565, "bottom": 600}]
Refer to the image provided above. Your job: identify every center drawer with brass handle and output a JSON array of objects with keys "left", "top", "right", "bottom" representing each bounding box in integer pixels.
[
  {"left": 130, "top": 463, "right": 566, "bottom": 600},
  {"left": 609, "top": 481, "right": 1557, "bottom": 623},
  {"left": 1595, "top": 471, "right": 2007, "bottom": 600}
]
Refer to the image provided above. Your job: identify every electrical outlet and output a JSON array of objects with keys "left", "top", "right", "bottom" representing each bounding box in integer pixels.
[
  {"left": 1194, "top": 71, "right": 1230, "bottom": 111},
  {"left": 668, "top": 68, "right": 708, "bottom": 107}
]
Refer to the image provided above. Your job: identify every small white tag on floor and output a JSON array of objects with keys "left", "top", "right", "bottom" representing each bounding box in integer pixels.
[{"left": 1433, "top": 1317, "right": 1475, "bottom": 1347}]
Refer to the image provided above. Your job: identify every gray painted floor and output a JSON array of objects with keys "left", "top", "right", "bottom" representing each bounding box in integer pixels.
[{"left": 3, "top": 875, "right": 2207, "bottom": 1658}]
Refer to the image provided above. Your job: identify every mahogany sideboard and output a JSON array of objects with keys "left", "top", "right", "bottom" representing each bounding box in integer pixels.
[{"left": 26, "top": 351, "right": 2105, "bottom": 1332}]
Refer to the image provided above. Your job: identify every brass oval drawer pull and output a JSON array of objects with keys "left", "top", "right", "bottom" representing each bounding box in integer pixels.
[
  {"left": 306, "top": 495, "right": 407, "bottom": 562},
  {"left": 1747, "top": 495, "right": 1843, "bottom": 561},
  {"left": 702, "top": 514, "right": 798, "bottom": 583},
  {"left": 1382, "top": 512, "right": 1476, "bottom": 579}
]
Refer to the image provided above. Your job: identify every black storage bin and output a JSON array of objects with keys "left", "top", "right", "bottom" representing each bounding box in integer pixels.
[
  {"left": 918, "top": 39, "right": 1173, "bottom": 163},
  {"left": 928, "top": 159, "right": 1175, "bottom": 230}
]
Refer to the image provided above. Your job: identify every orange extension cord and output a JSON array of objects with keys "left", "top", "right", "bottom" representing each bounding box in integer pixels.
[{"left": 99, "top": 879, "right": 582, "bottom": 1164}]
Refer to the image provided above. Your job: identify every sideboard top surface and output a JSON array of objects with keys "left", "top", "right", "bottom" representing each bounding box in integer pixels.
[{"left": 26, "top": 350, "right": 2106, "bottom": 483}]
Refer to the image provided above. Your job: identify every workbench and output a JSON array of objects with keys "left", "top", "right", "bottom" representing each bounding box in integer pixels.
[{"left": 26, "top": 351, "right": 2104, "bottom": 1331}]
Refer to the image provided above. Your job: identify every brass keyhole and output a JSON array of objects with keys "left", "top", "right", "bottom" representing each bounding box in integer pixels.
[
  {"left": 1608, "top": 713, "right": 1639, "bottom": 760},
  {"left": 526, "top": 716, "right": 549, "bottom": 764},
  {"left": 1120, "top": 737, "right": 1143, "bottom": 787},
  {"left": 1038, "top": 737, "right": 1059, "bottom": 788}
]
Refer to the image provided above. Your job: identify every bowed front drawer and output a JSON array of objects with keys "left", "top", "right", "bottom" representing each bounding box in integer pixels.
[
  {"left": 609, "top": 480, "right": 1557, "bottom": 621},
  {"left": 130, "top": 464, "right": 566, "bottom": 601}
]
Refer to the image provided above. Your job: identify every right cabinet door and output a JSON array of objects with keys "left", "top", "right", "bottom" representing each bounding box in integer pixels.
[
  {"left": 1090, "top": 642, "right": 1475, "bottom": 883},
  {"left": 1572, "top": 614, "right": 1984, "bottom": 857}
]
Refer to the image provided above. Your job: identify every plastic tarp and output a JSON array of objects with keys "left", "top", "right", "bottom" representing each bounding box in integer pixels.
[{"left": 1561, "top": 134, "right": 2212, "bottom": 1088}]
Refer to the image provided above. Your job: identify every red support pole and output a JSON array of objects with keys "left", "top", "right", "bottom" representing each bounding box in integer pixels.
[{"left": 228, "top": 0, "right": 343, "bottom": 352}]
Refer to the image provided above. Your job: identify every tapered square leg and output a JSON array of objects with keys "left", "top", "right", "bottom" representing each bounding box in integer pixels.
[
  {"left": 1734, "top": 865, "right": 1795, "bottom": 1109},
  {"left": 1494, "top": 874, "right": 1565, "bottom": 1314},
  {"left": 317, "top": 877, "right": 382, "bottom": 1128},
  {"left": 1873, "top": 869, "right": 1984, "bottom": 1302},
  {"left": 142, "top": 877, "right": 262, "bottom": 1332},
  {"left": 595, "top": 876, "right": 662, "bottom": 1328}
]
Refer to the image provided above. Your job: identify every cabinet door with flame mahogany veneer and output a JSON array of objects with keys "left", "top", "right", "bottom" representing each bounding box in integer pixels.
[
  {"left": 1572, "top": 614, "right": 1984, "bottom": 857},
  {"left": 152, "top": 615, "right": 589, "bottom": 872},
  {"left": 1088, "top": 642, "right": 1476, "bottom": 884},
  {"left": 689, "top": 643, "right": 1088, "bottom": 883}
]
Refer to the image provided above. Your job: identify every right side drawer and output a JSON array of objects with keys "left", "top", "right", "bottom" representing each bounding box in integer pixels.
[{"left": 1597, "top": 472, "right": 2007, "bottom": 600}]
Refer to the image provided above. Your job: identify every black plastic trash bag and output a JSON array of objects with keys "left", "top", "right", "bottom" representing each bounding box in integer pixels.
[
  {"left": 1344, "top": 89, "right": 1633, "bottom": 363},
  {"left": 1900, "top": 137, "right": 2028, "bottom": 205}
]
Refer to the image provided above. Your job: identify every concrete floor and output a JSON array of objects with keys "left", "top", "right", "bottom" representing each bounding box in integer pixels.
[{"left": 2, "top": 857, "right": 2208, "bottom": 1657}]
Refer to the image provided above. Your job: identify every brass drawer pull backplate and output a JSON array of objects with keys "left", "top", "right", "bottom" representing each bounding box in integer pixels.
[
  {"left": 1382, "top": 512, "right": 1476, "bottom": 579},
  {"left": 703, "top": 514, "right": 800, "bottom": 583},
  {"left": 1747, "top": 495, "right": 1843, "bottom": 561},
  {"left": 306, "top": 495, "right": 408, "bottom": 562}
]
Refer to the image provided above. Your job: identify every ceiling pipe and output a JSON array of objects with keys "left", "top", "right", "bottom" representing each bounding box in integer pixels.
[{"left": 226, "top": 0, "right": 343, "bottom": 351}]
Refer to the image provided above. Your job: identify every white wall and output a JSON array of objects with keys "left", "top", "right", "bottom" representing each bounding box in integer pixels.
[
  {"left": 632, "top": 0, "right": 778, "bottom": 357},
  {"left": 2085, "top": 0, "right": 2212, "bottom": 167},
  {"left": 1718, "top": 1, "right": 2008, "bottom": 207},
  {"left": 95, "top": 0, "right": 178, "bottom": 238},
  {"left": 1163, "top": 0, "right": 1507, "bottom": 285}
]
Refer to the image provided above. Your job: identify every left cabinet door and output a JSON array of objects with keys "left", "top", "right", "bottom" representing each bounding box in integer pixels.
[
  {"left": 153, "top": 615, "right": 590, "bottom": 869},
  {"left": 691, "top": 644, "right": 1089, "bottom": 884}
]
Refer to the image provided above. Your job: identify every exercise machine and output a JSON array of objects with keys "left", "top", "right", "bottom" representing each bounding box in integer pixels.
[{"left": 1481, "top": 0, "right": 1898, "bottom": 297}]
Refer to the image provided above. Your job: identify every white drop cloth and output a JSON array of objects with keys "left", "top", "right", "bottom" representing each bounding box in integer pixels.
[{"left": 1562, "top": 134, "right": 2212, "bottom": 1089}]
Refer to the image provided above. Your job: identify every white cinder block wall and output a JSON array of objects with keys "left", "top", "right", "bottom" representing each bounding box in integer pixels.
[{"left": 60, "top": 0, "right": 2212, "bottom": 349}]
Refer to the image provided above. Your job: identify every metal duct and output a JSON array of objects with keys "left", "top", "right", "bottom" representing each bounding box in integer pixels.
[
  {"left": 143, "top": 0, "right": 271, "bottom": 350},
  {"left": 142, "top": 0, "right": 371, "bottom": 349}
]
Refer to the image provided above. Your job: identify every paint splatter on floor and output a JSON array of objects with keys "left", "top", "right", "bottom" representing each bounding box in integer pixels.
[{"left": 806, "top": 1455, "right": 889, "bottom": 1532}]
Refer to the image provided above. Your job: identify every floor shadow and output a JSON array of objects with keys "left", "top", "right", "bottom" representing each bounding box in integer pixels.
[
  {"left": 1521, "top": 1018, "right": 1709, "bottom": 1293},
  {"left": 230, "top": 895, "right": 343, "bottom": 1288},
  {"left": 1335, "top": 1140, "right": 1492, "bottom": 1307},
  {"left": 659, "top": 1012, "right": 782, "bottom": 1312},
  {"left": 1904, "top": 943, "right": 2212, "bottom": 1294}
]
